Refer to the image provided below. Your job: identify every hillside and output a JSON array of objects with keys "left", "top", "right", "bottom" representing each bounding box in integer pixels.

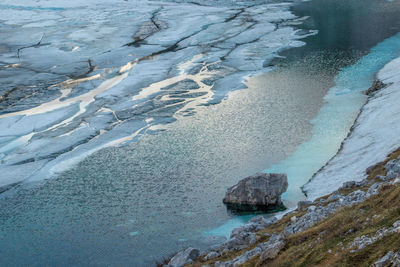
[{"left": 187, "top": 148, "right": 400, "bottom": 267}]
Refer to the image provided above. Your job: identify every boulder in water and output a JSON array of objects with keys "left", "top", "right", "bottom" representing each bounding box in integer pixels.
[{"left": 223, "top": 173, "right": 288, "bottom": 212}]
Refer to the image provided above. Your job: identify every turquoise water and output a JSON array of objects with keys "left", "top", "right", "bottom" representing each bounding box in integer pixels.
[
  {"left": 204, "top": 215, "right": 255, "bottom": 238},
  {"left": 205, "top": 0, "right": 400, "bottom": 242},
  {"left": 269, "top": 32, "right": 400, "bottom": 203}
]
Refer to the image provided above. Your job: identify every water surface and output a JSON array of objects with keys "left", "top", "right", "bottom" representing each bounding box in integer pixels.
[{"left": 2, "top": 0, "right": 400, "bottom": 266}]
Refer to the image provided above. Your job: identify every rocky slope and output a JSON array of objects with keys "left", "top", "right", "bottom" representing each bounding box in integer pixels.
[{"left": 167, "top": 148, "right": 400, "bottom": 267}]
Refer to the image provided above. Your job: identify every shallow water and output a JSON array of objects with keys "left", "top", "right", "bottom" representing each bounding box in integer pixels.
[
  {"left": 269, "top": 0, "right": 400, "bottom": 201},
  {"left": 2, "top": 0, "right": 400, "bottom": 266}
]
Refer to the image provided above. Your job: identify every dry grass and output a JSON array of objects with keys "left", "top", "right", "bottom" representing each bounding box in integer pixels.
[{"left": 262, "top": 184, "right": 400, "bottom": 267}]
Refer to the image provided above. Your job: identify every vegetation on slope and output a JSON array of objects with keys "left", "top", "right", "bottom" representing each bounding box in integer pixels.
[{"left": 190, "top": 148, "right": 400, "bottom": 267}]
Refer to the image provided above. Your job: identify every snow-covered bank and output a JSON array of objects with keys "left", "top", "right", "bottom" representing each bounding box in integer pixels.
[{"left": 304, "top": 55, "right": 400, "bottom": 200}]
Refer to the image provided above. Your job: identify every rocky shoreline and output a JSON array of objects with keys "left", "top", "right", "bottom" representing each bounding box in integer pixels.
[
  {"left": 163, "top": 55, "right": 400, "bottom": 267},
  {"left": 165, "top": 154, "right": 400, "bottom": 266}
]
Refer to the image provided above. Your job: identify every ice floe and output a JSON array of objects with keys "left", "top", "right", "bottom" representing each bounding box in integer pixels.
[{"left": 0, "top": 0, "right": 313, "bottom": 189}]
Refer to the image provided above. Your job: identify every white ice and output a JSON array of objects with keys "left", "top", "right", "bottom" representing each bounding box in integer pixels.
[{"left": 0, "top": 0, "right": 312, "bottom": 189}]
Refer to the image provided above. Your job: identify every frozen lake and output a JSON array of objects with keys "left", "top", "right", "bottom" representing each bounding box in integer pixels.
[{"left": 1, "top": 0, "right": 400, "bottom": 266}]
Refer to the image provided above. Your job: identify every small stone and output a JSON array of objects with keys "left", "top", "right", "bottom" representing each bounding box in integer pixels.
[
  {"left": 373, "top": 251, "right": 395, "bottom": 267},
  {"left": 376, "top": 175, "right": 389, "bottom": 181},
  {"left": 297, "top": 200, "right": 312, "bottom": 211},
  {"left": 307, "top": 205, "right": 316, "bottom": 212},
  {"left": 341, "top": 181, "right": 356, "bottom": 189},
  {"left": 248, "top": 216, "right": 278, "bottom": 228},
  {"left": 291, "top": 216, "right": 297, "bottom": 223},
  {"left": 367, "top": 183, "right": 383, "bottom": 197},
  {"left": 168, "top": 248, "right": 200, "bottom": 267},
  {"left": 385, "top": 159, "right": 400, "bottom": 173},
  {"left": 365, "top": 79, "right": 386, "bottom": 95},
  {"left": 345, "top": 228, "right": 355, "bottom": 236},
  {"left": 327, "top": 192, "right": 342, "bottom": 202},
  {"left": 260, "top": 240, "right": 286, "bottom": 261},
  {"left": 393, "top": 220, "right": 400, "bottom": 228},
  {"left": 387, "top": 170, "right": 398, "bottom": 179},
  {"left": 204, "top": 252, "right": 219, "bottom": 261}
]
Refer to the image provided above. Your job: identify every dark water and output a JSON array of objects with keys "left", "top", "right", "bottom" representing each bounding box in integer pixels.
[{"left": 2, "top": 0, "right": 400, "bottom": 266}]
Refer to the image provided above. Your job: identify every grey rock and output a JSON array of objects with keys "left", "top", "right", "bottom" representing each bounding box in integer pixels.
[
  {"left": 208, "top": 220, "right": 264, "bottom": 254},
  {"left": 377, "top": 175, "right": 390, "bottom": 181},
  {"left": 307, "top": 205, "right": 316, "bottom": 212},
  {"left": 385, "top": 159, "right": 400, "bottom": 173},
  {"left": 387, "top": 170, "right": 398, "bottom": 179},
  {"left": 385, "top": 159, "right": 400, "bottom": 180},
  {"left": 230, "top": 247, "right": 262, "bottom": 266},
  {"left": 351, "top": 220, "right": 400, "bottom": 252},
  {"left": 372, "top": 251, "right": 400, "bottom": 267},
  {"left": 248, "top": 215, "right": 278, "bottom": 228},
  {"left": 327, "top": 191, "right": 343, "bottom": 202},
  {"left": 284, "top": 189, "right": 368, "bottom": 236},
  {"left": 214, "top": 235, "right": 284, "bottom": 267},
  {"left": 167, "top": 248, "right": 200, "bottom": 267},
  {"left": 223, "top": 173, "right": 288, "bottom": 211},
  {"left": 230, "top": 216, "right": 277, "bottom": 239},
  {"left": 373, "top": 251, "right": 394, "bottom": 267},
  {"left": 365, "top": 80, "right": 386, "bottom": 95},
  {"left": 339, "top": 180, "right": 368, "bottom": 190},
  {"left": 222, "top": 248, "right": 229, "bottom": 255},
  {"left": 341, "top": 181, "right": 357, "bottom": 189},
  {"left": 392, "top": 220, "right": 400, "bottom": 233},
  {"left": 223, "top": 232, "right": 257, "bottom": 251},
  {"left": 204, "top": 252, "right": 219, "bottom": 261},
  {"left": 284, "top": 204, "right": 335, "bottom": 236},
  {"left": 260, "top": 240, "right": 285, "bottom": 261},
  {"left": 342, "top": 190, "right": 367, "bottom": 206},
  {"left": 298, "top": 200, "right": 312, "bottom": 211},
  {"left": 351, "top": 235, "right": 375, "bottom": 250},
  {"left": 366, "top": 183, "right": 384, "bottom": 198}
]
